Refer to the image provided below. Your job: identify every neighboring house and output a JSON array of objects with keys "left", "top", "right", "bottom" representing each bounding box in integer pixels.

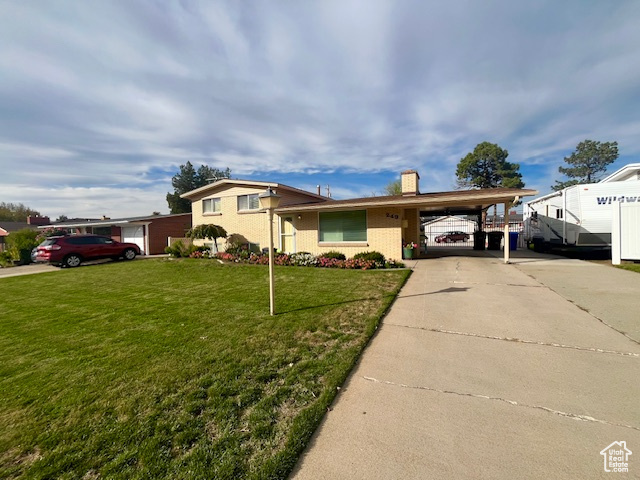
[
  {"left": 182, "top": 170, "right": 537, "bottom": 261},
  {"left": 484, "top": 212, "right": 523, "bottom": 230},
  {"left": 0, "top": 216, "right": 50, "bottom": 252},
  {"left": 39, "top": 213, "right": 192, "bottom": 255},
  {"left": 422, "top": 215, "right": 477, "bottom": 242}
]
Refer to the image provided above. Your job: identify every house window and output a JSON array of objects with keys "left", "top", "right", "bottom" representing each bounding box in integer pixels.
[
  {"left": 203, "top": 197, "right": 221, "bottom": 214},
  {"left": 237, "top": 194, "right": 260, "bottom": 211},
  {"left": 319, "top": 210, "right": 367, "bottom": 242},
  {"left": 93, "top": 226, "right": 111, "bottom": 236}
]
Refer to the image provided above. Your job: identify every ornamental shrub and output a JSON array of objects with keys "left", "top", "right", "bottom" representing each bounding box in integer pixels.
[
  {"left": 165, "top": 240, "right": 189, "bottom": 258},
  {"left": 353, "top": 251, "right": 386, "bottom": 265},
  {"left": 225, "top": 242, "right": 243, "bottom": 255},
  {"left": 289, "top": 252, "right": 318, "bottom": 266},
  {"left": 6, "top": 228, "right": 39, "bottom": 265},
  {"left": 385, "top": 259, "right": 405, "bottom": 269},
  {"left": 318, "top": 251, "right": 346, "bottom": 260},
  {"left": 211, "top": 250, "right": 405, "bottom": 270},
  {"left": 187, "top": 245, "right": 211, "bottom": 258},
  {"left": 0, "top": 251, "right": 13, "bottom": 268}
]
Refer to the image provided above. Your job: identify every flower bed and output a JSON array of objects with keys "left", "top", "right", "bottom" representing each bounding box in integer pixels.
[{"left": 209, "top": 251, "right": 405, "bottom": 270}]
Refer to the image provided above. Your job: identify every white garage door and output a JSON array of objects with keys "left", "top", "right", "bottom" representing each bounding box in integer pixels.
[{"left": 122, "top": 226, "right": 145, "bottom": 254}]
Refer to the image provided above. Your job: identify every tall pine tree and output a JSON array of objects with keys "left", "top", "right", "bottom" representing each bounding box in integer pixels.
[
  {"left": 552, "top": 140, "right": 618, "bottom": 191},
  {"left": 166, "top": 162, "right": 231, "bottom": 214}
]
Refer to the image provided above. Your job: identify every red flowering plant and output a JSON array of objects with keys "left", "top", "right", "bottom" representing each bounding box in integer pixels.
[{"left": 213, "top": 251, "right": 404, "bottom": 270}]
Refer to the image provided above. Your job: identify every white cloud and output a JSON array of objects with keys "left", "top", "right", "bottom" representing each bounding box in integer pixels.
[{"left": 1, "top": 1, "right": 639, "bottom": 216}]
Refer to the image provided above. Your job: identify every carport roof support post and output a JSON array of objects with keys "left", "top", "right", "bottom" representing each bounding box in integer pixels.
[{"left": 504, "top": 204, "right": 510, "bottom": 264}]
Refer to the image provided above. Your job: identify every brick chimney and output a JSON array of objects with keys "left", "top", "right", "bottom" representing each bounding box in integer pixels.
[
  {"left": 401, "top": 170, "right": 420, "bottom": 196},
  {"left": 27, "top": 215, "right": 51, "bottom": 226}
]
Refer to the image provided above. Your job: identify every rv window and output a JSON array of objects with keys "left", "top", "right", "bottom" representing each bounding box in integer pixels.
[{"left": 556, "top": 209, "right": 563, "bottom": 219}]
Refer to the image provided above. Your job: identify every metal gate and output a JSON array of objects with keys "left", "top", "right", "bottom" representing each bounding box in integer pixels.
[{"left": 421, "top": 215, "right": 523, "bottom": 249}]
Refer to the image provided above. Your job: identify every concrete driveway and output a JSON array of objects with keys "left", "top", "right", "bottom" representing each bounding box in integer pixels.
[
  {"left": 0, "top": 263, "right": 59, "bottom": 278},
  {"left": 291, "top": 251, "right": 640, "bottom": 479}
]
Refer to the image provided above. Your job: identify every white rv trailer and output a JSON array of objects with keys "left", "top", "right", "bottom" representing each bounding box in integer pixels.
[{"left": 523, "top": 163, "right": 640, "bottom": 247}]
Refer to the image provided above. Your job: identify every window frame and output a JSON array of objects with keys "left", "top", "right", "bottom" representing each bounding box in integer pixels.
[
  {"left": 318, "top": 209, "right": 368, "bottom": 244},
  {"left": 203, "top": 197, "right": 221, "bottom": 214},
  {"left": 237, "top": 194, "right": 260, "bottom": 212}
]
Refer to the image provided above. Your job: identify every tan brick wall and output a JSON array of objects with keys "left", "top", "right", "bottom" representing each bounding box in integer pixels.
[
  {"left": 190, "top": 185, "right": 408, "bottom": 260},
  {"left": 292, "top": 207, "right": 404, "bottom": 260},
  {"left": 401, "top": 170, "right": 420, "bottom": 195},
  {"left": 191, "top": 185, "right": 323, "bottom": 251},
  {"left": 403, "top": 208, "right": 420, "bottom": 247}
]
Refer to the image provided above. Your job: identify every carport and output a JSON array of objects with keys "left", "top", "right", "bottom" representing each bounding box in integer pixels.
[{"left": 400, "top": 187, "right": 538, "bottom": 263}]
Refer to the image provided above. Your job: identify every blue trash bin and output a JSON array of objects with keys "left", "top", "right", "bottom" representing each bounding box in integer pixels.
[{"left": 509, "top": 232, "right": 519, "bottom": 251}]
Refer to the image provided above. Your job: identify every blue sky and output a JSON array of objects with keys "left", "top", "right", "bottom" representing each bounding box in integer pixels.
[{"left": 1, "top": 1, "right": 639, "bottom": 219}]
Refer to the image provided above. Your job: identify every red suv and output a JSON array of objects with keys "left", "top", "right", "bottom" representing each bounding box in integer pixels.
[{"left": 34, "top": 235, "right": 141, "bottom": 268}]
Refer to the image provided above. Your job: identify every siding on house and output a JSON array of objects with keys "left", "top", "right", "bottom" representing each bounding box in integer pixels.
[
  {"left": 288, "top": 206, "right": 405, "bottom": 261},
  {"left": 191, "top": 184, "right": 324, "bottom": 251},
  {"left": 147, "top": 215, "right": 191, "bottom": 254}
]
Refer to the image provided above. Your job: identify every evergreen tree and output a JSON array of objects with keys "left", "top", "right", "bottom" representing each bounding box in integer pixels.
[
  {"left": 552, "top": 140, "right": 618, "bottom": 191},
  {"left": 456, "top": 142, "right": 524, "bottom": 189},
  {"left": 166, "top": 162, "right": 231, "bottom": 214}
]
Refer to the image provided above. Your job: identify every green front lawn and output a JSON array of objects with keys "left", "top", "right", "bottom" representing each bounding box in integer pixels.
[
  {"left": 615, "top": 264, "right": 640, "bottom": 274},
  {"left": 0, "top": 259, "right": 409, "bottom": 479}
]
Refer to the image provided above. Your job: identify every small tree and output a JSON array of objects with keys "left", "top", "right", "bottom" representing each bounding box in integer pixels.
[
  {"left": 186, "top": 224, "right": 228, "bottom": 253},
  {"left": 383, "top": 179, "right": 402, "bottom": 196},
  {"left": 552, "top": 139, "right": 619, "bottom": 191}
]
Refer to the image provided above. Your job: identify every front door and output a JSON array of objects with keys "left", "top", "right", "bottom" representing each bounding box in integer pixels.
[{"left": 280, "top": 217, "right": 296, "bottom": 253}]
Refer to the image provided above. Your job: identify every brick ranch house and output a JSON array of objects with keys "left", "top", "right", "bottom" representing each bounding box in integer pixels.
[
  {"left": 182, "top": 171, "right": 537, "bottom": 261},
  {"left": 39, "top": 213, "right": 192, "bottom": 255}
]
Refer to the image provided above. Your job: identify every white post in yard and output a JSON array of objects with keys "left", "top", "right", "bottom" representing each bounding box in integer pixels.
[
  {"left": 259, "top": 188, "right": 281, "bottom": 316},
  {"left": 503, "top": 202, "right": 510, "bottom": 264},
  {"left": 267, "top": 208, "right": 275, "bottom": 314}
]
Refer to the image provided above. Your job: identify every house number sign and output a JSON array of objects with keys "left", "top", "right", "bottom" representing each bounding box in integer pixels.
[{"left": 385, "top": 213, "right": 399, "bottom": 220}]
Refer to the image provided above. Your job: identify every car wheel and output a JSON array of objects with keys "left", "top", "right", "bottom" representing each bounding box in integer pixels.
[
  {"left": 63, "top": 254, "right": 82, "bottom": 268},
  {"left": 123, "top": 248, "right": 137, "bottom": 261}
]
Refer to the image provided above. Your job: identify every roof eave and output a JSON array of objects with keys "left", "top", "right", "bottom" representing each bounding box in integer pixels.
[
  {"left": 276, "top": 189, "right": 538, "bottom": 213},
  {"left": 180, "top": 179, "right": 329, "bottom": 202}
]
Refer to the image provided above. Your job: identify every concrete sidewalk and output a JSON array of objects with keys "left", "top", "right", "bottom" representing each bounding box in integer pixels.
[
  {"left": 0, "top": 263, "right": 59, "bottom": 278},
  {"left": 291, "top": 252, "right": 640, "bottom": 479},
  {"left": 0, "top": 255, "right": 167, "bottom": 279}
]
